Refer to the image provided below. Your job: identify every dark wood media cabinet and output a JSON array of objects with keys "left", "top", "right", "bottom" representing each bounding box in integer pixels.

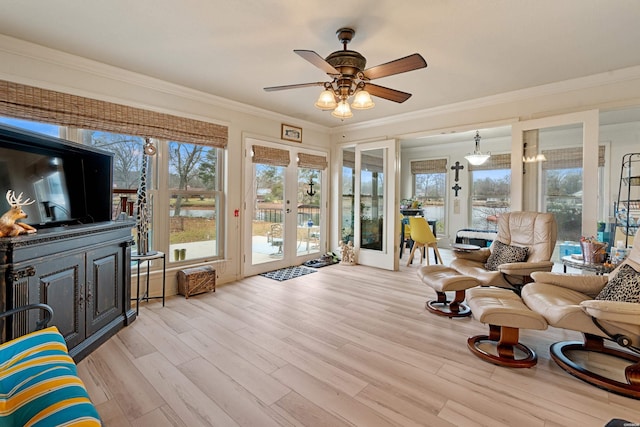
[{"left": 0, "top": 221, "right": 136, "bottom": 361}]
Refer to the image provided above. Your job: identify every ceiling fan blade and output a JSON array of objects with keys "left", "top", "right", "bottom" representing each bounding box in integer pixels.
[
  {"left": 264, "top": 82, "right": 326, "bottom": 92},
  {"left": 363, "top": 83, "right": 412, "bottom": 103},
  {"left": 363, "top": 53, "right": 427, "bottom": 80},
  {"left": 294, "top": 50, "right": 340, "bottom": 75}
]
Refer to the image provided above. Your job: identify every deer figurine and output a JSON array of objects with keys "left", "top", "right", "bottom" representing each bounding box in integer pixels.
[{"left": 0, "top": 190, "right": 37, "bottom": 237}]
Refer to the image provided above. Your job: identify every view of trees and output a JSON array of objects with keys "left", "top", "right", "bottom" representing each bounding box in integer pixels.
[
  {"left": 472, "top": 174, "right": 511, "bottom": 200},
  {"left": 544, "top": 168, "right": 582, "bottom": 240},
  {"left": 256, "top": 165, "right": 283, "bottom": 203},
  {"left": 84, "top": 132, "right": 144, "bottom": 189},
  {"left": 415, "top": 173, "right": 445, "bottom": 200}
]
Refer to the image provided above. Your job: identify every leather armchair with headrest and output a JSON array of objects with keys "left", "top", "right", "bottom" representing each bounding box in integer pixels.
[
  {"left": 451, "top": 211, "right": 557, "bottom": 290},
  {"left": 522, "top": 228, "right": 640, "bottom": 398}
]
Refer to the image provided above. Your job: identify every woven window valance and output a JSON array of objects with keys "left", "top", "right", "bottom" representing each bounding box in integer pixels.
[
  {"left": 411, "top": 159, "right": 447, "bottom": 174},
  {"left": 541, "top": 146, "right": 605, "bottom": 170},
  {"left": 468, "top": 153, "right": 511, "bottom": 171},
  {"left": 252, "top": 145, "right": 290, "bottom": 166},
  {"left": 298, "top": 152, "right": 327, "bottom": 170},
  {"left": 0, "top": 80, "right": 228, "bottom": 148}
]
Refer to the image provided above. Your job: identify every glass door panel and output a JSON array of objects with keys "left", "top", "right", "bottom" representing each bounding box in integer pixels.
[
  {"left": 297, "top": 167, "right": 321, "bottom": 256},
  {"left": 360, "top": 149, "right": 385, "bottom": 251},
  {"left": 251, "top": 163, "right": 285, "bottom": 265},
  {"left": 341, "top": 147, "right": 356, "bottom": 245}
]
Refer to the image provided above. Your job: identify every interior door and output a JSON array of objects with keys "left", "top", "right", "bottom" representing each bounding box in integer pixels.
[
  {"left": 341, "top": 139, "right": 398, "bottom": 270},
  {"left": 243, "top": 138, "right": 327, "bottom": 276}
]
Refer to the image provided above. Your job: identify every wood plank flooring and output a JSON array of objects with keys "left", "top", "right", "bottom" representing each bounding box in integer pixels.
[{"left": 78, "top": 251, "right": 640, "bottom": 426}]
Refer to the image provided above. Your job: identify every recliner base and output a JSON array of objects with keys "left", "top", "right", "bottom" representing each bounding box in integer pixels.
[
  {"left": 468, "top": 324, "right": 538, "bottom": 368},
  {"left": 550, "top": 337, "right": 640, "bottom": 400},
  {"left": 425, "top": 290, "right": 471, "bottom": 317}
]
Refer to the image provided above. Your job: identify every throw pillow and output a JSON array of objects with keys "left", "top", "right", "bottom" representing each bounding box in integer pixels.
[
  {"left": 484, "top": 240, "right": 529, "bottom": 271},
  {"left": 595, "top": 264, "right": 640, "bottom": 303}
]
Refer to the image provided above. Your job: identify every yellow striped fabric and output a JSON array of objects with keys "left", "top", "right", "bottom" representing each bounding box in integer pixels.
[{"left": 0, "top": 326, "right": 101, "bottom": 426}]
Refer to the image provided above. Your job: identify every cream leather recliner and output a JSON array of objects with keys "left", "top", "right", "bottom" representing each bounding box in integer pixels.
[
  {"left": 418, "top": 211, "right": 557, "bottom": 318},
  {"left": 522, "top": 228, "right": 640, "bottom": 399},
  {"left": 450, "top": 211, "right": 557, "bottom": 291}
]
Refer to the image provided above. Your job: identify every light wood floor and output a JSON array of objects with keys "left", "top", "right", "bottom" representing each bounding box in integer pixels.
[{"left": 77, "top": 250, "right": 640, "bottom": 426}]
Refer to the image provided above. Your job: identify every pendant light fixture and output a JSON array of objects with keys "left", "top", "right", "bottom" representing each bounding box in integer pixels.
[{"left": 464, "top": 131, "right": 490, "bottom": 166}]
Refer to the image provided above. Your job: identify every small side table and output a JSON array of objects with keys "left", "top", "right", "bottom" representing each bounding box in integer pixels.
[
  {"left": 451, "top": 243, "right": 482, "bottom": 252},
  {"left": 131, "top": 251, "right": 166, "bottom": 314},
  {"left": 561, "top": 255, "right": 613, "bottom": 275}
]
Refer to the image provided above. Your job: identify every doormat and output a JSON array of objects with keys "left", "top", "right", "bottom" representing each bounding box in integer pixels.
[{"left": 260, "top": 266, "right": 317, "bottom": 282}]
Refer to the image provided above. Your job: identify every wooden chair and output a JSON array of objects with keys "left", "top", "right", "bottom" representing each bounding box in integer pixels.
[{"left": 406, "top": 216, "right": 442, "bottom": 266}]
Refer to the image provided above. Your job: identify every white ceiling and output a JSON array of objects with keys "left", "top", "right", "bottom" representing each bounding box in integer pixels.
[{"left": 1, "top": 0, "right": 640, "bottom": 129}]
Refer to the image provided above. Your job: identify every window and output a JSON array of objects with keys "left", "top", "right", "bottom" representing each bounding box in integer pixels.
[
  {"left": 411, "top": 159, "right": 447, "bottom": 233},
  {"left": 341, "top": 148, "right": 355, "bottom": 244},
  {"left": 82, "top": 133, "right": 225, "bottom": 263},
  {"left": 540, "top": 146, "right": 605, "bottom": 241},
  {"left": 469, "top": 154, "right": 511, "bottom": 229},
  {"left": 169, "top": 141, "right": 222, "bottom": 262},
  {"left": 0, "top": 116, "right": 61, "bottom": 137}
]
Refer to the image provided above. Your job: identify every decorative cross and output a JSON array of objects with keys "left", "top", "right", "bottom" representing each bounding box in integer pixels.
[
  {"left": 451, "top": 161, "right": 464, "bottom": 182},
  {"left": 452, "top": 183, "right": 462, "bottom": 197}
]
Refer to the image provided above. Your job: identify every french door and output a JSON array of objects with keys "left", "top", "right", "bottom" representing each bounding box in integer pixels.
[
  {"left": 340, "top": 139, "right": 399, "bottom": 270},
  {"left": 243, "top": 138, "right": 327, "bottom": 276}
]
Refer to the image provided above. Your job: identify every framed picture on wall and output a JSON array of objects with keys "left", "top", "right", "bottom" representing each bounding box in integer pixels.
[{"left": 281, "top": 124, "right": 302, "bottom": 142}]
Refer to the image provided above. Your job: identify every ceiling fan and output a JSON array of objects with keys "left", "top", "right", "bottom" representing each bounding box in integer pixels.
[{"left": 264, "top": 27, "right": 427, "bottom": 119}]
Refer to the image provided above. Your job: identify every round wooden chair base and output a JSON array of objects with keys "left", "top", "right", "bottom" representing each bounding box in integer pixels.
[
  {"left": 467, "top": 335, "right": 537, "bottom": 368},
  {"left": 550, "top": 341, "right": 640, "bottom": 399},
  {"left": 425, "top": 300, "right": 471, "bottom": 318}
]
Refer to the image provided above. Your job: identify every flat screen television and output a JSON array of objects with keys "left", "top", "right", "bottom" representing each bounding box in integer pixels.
[{"left": 0, "top": 123, "right": 113, "bottom": 229}]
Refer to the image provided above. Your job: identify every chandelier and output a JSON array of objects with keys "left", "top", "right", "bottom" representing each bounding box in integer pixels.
[
  {"left": 314, "top": 79, "right": 375, "bottom": 119},
  {"left": 464, "top": 131, "right": 490, "bottom": 166}
]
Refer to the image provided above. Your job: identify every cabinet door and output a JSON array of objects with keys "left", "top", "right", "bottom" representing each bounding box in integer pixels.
[
  {"left": 86, "top": 244, "right": 123, "bottom": 337},
  {"left": 34, "top": 253, "right": 86, "bottom": 349}
]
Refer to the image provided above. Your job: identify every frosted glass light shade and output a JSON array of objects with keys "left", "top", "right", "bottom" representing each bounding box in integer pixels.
[
  {"left": 351, "top": 90, "right": 375, "bottom": 110},
  {"left": 465, "top": 152, "right": 490, "bottom": 166},
  {"left": 331, "top": 100, "right": 353, "bottom": 119},
  {"left": 314, "top": 90, "right": 337, "bottom": 110}
]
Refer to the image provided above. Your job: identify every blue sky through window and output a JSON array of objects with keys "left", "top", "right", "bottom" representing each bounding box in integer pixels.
[{"left": 0, "top": 116, "right": 60, "bottom": 137}]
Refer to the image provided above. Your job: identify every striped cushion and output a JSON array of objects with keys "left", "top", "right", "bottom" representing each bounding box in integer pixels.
[{"left": 0, "top": 326, "right": 101, "bottom": 426}]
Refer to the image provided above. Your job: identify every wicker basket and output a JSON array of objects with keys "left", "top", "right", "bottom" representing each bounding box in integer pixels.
[{"left": 580, "top": 241, "right": 607, "bottom": 264}]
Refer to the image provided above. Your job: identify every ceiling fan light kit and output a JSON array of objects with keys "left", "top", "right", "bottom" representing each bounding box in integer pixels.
[
  {"left": 464, "top": 131, "right": 491, "bottom": 166},
  {"left": 265, "top": 27, "right": 427, "bottom": 119}
]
